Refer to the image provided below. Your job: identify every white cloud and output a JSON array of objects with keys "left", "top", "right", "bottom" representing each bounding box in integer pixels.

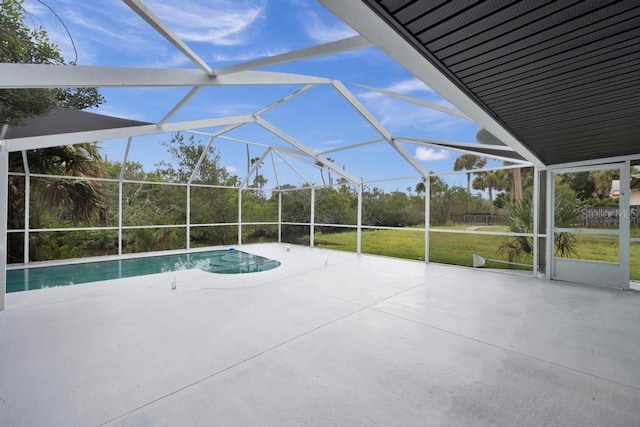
[
  {"left": 147, "top": 0, "right": 265, "bottom": 46},
  {"left": 21, "top": 0, "right": 49, "bottom": 16},
  {"left": 207, "top": 103, "right": 258, "bottom": 116},
  {"left": 304, "top": 11, "right": 357, "bottom": 43},
  {"left": 225, "top": 165, "right": 237, "bottom": 173},
  {"left": 362, "top": 96, "right": 462, "bottom": 134},
  {"left": 147, "top": 51, "right": 193, "bottom": 68},
  {"left": 387, "top": 78, "right": 434, "bottom": 94},
  {"left": 212, "top": 47, "right": 289, "bottom": 62},
  {"left": 415, "top": 147, "right": 450, "bottom": 161}
]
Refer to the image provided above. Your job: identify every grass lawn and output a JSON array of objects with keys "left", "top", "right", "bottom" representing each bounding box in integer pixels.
[
  {"left": 312, "top": 228, "right": 640, "bottom": 279},
  {"left": 313, "top": 228, "right": 531, "bottom": 270}
]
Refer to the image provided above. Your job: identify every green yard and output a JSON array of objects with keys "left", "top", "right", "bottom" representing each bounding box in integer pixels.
[{"left": 311, "top": 227, "right": 640, "bottom": 280}]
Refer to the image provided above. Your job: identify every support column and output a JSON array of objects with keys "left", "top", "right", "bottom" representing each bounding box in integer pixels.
[
  {"left": 0, "top": 135, "right": 9, "bottom": 311},
  {"left": 186, "top": 184, "right": 191, "bottom": 251},
  {"left": 356, "top": 184, "right": 362, "bottom": 254},
  {"left": 278, "top": 191, "right": 282, "bottom": 243},
  {"left": 532, "top": 167, "right": 539, "bottom": 277},
  {"left": 22, "top": 151, "right": 29, "bottom": 264},
  {"left": 237, "top": 187, "right": 242, "bottom": 245},
  {"left": 118, "top": 181, "right": 123, "bottom": 256},
  {"left": 310, "top": 187, "right": 315, "bottom": 248},
  {"left": 620, "top": 160, "right": 631, "bottom": 289},
  {"left": 424, "top": 176, "right": 430, "bottom": 264},
  {"left": 545, "top": 169, "right": 554, "bottom": 280}
]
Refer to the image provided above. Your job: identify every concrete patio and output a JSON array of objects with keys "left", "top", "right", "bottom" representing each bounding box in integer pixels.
[{"left": 1, "top": 243, "right": 639, "bottom": 426}]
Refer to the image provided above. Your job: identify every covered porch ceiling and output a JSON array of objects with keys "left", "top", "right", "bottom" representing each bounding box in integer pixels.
[{"left": 321, "top": 0, "right": 640, "bottom": 167}]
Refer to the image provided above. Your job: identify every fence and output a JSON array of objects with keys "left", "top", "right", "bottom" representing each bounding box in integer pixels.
[{"left": 450, "top": 214, "right": 506, "bottom": 226}]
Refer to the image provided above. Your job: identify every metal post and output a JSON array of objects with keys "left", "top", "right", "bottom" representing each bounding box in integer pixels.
[
  {"left": 620, "top": 160, "right": 631, "bottom": 289},
  {"left": 21, "top": 151, "right": 29, "bottom": 263},
  {"left": 356, "top": 183, "right": 362, "bottom": 254},
  {"left": 278, "top": 191, "right": 282, "bottom": 243},
  {"left": 532, "top": 166, "right": 539, "bottom": 277},
  {"left": 118, "top": 137, "right": 132, "bottom": 257},
  {"left": 0, "top": 132, "right": 9, "bottom": 311},
  {"left": 310, "top": 187, "right": 315, "bottom": 248},
  {"left": 545, "top": 170, "right": 554, "bottom": 280},
  {"left": 118, "top": 181, "right": 123, "bottom": 256},
  {"left": 237, "top": 187, "right": 242, "bottom": 245},
  {"left": 186, "top": 184, "right": 191, "bottom": 250},
  {"left": 425, "top": 176, "right": 430, "bottom": 264}
]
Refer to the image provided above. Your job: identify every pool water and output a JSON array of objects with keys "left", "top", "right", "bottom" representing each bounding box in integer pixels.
[{"left": 6, "top": 249, "right": 280, "bottom": 293}]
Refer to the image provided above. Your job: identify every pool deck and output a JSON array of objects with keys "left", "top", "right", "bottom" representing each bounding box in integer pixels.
[{"left": 1, "top": 243, "right": 639, "bottom": 426}]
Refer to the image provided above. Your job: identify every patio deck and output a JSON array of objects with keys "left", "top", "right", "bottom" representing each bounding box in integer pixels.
[{"left": 1, "top": 243, "right": 639, "bottom": 426}]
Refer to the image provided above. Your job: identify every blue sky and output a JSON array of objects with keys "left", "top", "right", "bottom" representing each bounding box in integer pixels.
[{"left": 21, "top": 0, "right": 496, "bottom": 189}]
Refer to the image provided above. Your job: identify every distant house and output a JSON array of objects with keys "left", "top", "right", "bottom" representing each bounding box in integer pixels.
[{"left": 611, "top": 174, "right": 640, "bottom": 205}]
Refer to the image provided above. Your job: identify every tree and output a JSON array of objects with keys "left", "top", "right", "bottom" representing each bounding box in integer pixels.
[
  {"left": 453, "top": 154, "right": 487, "bottom": 212},
  {"left": 472, "top": 170, "right": 508, "bottom": 215},
  {"left": 588, "top": 169, "right": 617, "bottom": 199},
  {"left": 0, "top": 0, "right": 103, "bottom": 125},
  {"left": 157, "top": 132, "right": 232, "bottom": 185},
  {"left": 3, "top": 1, "right": 106, "bottom": 262},
  {"left": 314, "top": 157, "right": 334, "bottom": 186}
]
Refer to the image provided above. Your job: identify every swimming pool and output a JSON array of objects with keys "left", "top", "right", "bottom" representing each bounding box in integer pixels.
[{"left": 6, "top": 249, "right": 281, "bottom": 293}]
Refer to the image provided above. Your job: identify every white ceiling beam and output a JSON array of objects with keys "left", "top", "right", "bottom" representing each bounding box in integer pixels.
[
  {"left": 396, "top": 138, "right": 532, "bottom": 165},
  {"left": 157, "top": 86, "right": 203, "bottom": 126},
  {"left": 240, "top": 147, "right": 270, "bottom": 188},
  {"left": 0, "top": 64, "right": 333, "bottom": 88},
  {"left": 269, "top": 150, "right": 280, "bottom": 189},
  {"left": 119, "top": 137, "right": 133, "bottom": 180},
  {"left": 215, "top": 35, "right": 371, "bottom": 76},
  {"left": 122, "top": 0, "right": 214, "bottom": 76},
  {"left": 256, "top": 117, "right": 361, "bottom": 185},
  {"left": 272, "top": 150, "right": 312, "bottom": 187},
  {"left": 254, "top": 84, "right": 316, "bottom": 116},
  {"left": 319, "top": 0, "right": 545, "bottom": 168},
  {"left": 6, "top": 115, "right": 255, "bottom": 152},
  {"left": 398, "top": 136, "right": 517, "bottom": 152},
  {"left": 331, "top": 81, "right": 429, "bottom": 178},
  {"left": 188, "top": 123, "right": 245, "bottom": 184},
  {"left": 352, "top": 83, "right": 470, "bottom": 120},
  {"left": 318, "top": 138, "right": 384, "bottom": 155},
  {"left": 216, "top": 135, "right": 306, "bottom": 156}
]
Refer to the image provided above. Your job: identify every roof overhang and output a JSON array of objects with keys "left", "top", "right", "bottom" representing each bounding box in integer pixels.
[{"left": 320, "top": 0, "right": 640, "bottom": 167}]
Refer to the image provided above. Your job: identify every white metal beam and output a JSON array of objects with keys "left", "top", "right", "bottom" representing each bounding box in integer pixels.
[
  {"left": 353, "top": 83, "right": 470, "bottom": 120},
  {"left": 319, "top": 0, "right": 545, "bottom": 168},
  {"left": 270, "top": 150, "right": 280, "bottom": 189},
  {"left": 157, "top": 86, "right": 203, "bottom": 126},
  {"left": 216, "top": 35, "right": 371, "bottom": 76},
  {"left": 256, "top": 117, "right": 361, "bottom": 185},
  {"left": 240, "top": 148, "right": 270, "bottom": 188},
  {"left": 0, "top": 64, "right": 333, "bottom": 88},
  {"left": 273, "top": 150, "right": 312, "bottom": 187},
  {"left": 254, "top": 84, "right": 316, "bottom": 116},
  {"left": 6, "top": 115, "right": 255, "bottom": 152},
  {"left": 0, "top": 129, "right": 8, "bottom": 311},
  {"left": 397, "top": 137, "right": 531, "bottom": 165},
  {"left": 122, "top": 0, "right": 214, "bottom": 76},
  {"left": 398, "top": 136, "right": 516, "bottom": 152},
  {"left": 188, "top": 123, "right": 245, "bottom": 184},
  {"left": 331, "top": 81, "right": 429, "bottom": 178},
  {"left": 318, "top": 138, "right": 384, "bottom": 155}
]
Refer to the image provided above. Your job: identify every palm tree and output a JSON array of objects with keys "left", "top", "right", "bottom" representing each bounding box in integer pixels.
[
  {"left": 315, "top": 157, "right": 334, "bottom": 186},
  {"left": 250, "top": 156, "right": 263, "bottom": 183},
  {"left": 472, "top": 170, "right": 508, "bottom": 215},
  {"left": 453, "top": 154, "right": 487, "bottom": 212},
  {"left": 8, "top": 143, "right": 106, "bottom": 262}
]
